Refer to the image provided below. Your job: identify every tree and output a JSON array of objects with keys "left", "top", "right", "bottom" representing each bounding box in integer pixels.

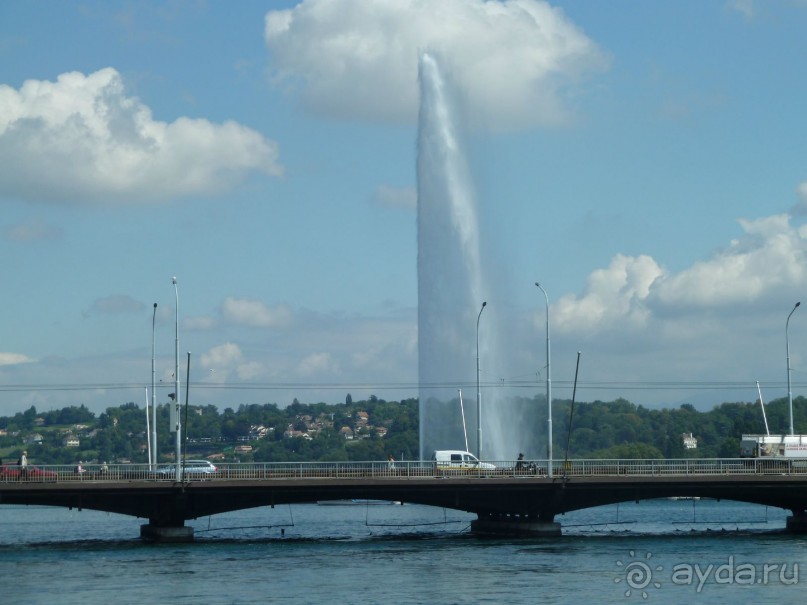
[{"left": 589, "top": 443, "right": 664, "bottom": 459}]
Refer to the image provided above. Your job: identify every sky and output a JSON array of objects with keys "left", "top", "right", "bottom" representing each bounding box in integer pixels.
[{"left": 2, "top": 0, "right": 807, "bottom": 422}]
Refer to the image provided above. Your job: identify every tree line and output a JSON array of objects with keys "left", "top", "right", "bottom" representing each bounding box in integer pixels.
[
  {"left": 0, "top": 396, "right": 419, "bottom": 465},
  {"left": 0, "top": 393, "right": 802, "bottom": 464}
]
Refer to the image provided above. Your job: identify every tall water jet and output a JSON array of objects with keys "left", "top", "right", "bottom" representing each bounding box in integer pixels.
[
  {"left": 417, "top": 53, "right": 484, "bottom": 459},
  {"left": 417, "top": 53, "right": 544, "bottom": 462}
]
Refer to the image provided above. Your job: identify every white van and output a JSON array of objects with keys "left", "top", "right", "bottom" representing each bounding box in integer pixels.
[{"left": 432, "top": 450, "right": 496, "bottom": 470}]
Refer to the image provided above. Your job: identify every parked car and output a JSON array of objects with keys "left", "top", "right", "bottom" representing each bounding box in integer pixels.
[
  {"left": 0, "top": 463, "right": 58, "bottom": 480},
  {"left": 155, "top": 460, "right": 218, "bottom": 476}
]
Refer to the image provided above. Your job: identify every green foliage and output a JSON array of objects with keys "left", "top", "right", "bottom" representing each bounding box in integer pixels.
[
  {"left": 1, "top": 393, "right": 805, "bottom": 464},
  {"left": 553, "top": 394, "right": 807, "bottom": 459},
  {"left": 587, "top": 443, "right": 665, "bottom": 459},
  {"left": 0, "top": 396, "right": 422, "bottom": 464}
]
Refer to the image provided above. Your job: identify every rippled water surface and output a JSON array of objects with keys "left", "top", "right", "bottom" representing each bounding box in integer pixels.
[{"left": 1, "top": 500, "right": 806, "bottom": 604}]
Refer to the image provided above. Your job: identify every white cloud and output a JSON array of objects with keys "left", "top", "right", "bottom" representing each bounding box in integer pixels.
[
  {"left": 728, "top": 0, "right": 757, "bottom": 21},
  {"left": 265, "top": 0, "right": 607, "bottom": 130},
  {"left": 0, "top": 305, "right": 421, "bottom": 415},
  {"left": 200, "top": 342, "right": 244, "bottom": 369},
  {"left": 554, "top": 213, "right": 807, "bottom": 335},
  {"left": 0, "top": 352, "right": 34, "bottom": 366},
  {"left": 183, "top": 315, "right": 217, "bottom": 331},
  {"left": 84, "top": 294, "right": 145, "bottom": 316},
  {"left": 235, "top": 361, "right": 264, "bottom": 380},
  {"left": 554, "top": 254, "right": 664, "bottom": 333},
  {"left": 652, "top": 214, "right": 806, "bottom": 308},
  {"left": 0, "top": 68, "right": 283, "bottom": 203},
  {"left": 200, "top": 342, "right": 263, "bottom": 381},
  {"left": 221, "top": 297, "right": 293, "bottom": 328},
  {"left": 297, "top": 352, "right": 340, "bottom": 377},
  {"left": 792, "top": 181, "right": 807, "bottom": 216}
]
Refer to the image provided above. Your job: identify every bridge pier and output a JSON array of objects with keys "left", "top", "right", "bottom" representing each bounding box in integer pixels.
[
  {"left": 471, "top": 513, "right": 561, "bottom": 537},
  {"left": 786, "top": 510, "right": 807, "bottom": 534},
  {"left": 140, "top": 523, "right": 194, "bottom": 543}
]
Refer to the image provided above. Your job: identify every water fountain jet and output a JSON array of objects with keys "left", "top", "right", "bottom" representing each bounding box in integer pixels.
[{"left": 417, "top": 54, "right": 542, "bottom": 462}]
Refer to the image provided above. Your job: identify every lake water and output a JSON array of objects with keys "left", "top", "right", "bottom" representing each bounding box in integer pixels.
[{"left": 1, "top": 499, "right": 806, "bottom": 604}]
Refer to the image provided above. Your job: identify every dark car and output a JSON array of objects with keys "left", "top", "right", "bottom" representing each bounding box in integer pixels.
[{"left": 0, "top": 463, "right": 58, "bottom": 480}]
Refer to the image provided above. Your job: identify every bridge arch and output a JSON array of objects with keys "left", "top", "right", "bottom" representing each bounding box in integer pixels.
[{"left": 4, "top": 460, "right": 807, "bottom": 541}]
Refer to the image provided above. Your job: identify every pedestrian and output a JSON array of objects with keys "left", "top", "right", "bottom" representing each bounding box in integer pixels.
[
  {"left": 19, "top": 450, "right": 28, "bottom": 479},
  {"left": 75, "top": 460, "right": 85, "bottom": 475},
  {"left": 516, "top": 452, "right": 525, "bottom": 470},
  {"left": 387, "top": 454, "right": 395, "bottom": 470}
]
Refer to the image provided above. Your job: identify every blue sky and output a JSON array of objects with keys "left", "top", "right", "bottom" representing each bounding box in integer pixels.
[{"left": 1, "top": 0, "right": 807, "bottom": 421}]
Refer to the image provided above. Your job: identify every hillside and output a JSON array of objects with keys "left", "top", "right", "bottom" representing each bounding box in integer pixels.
[{"left": 0, "top": 394, "right": 803, "bottom": 464}]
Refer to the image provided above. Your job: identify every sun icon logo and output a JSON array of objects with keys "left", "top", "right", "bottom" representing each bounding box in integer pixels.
[{"left": 615, "top": 551, "right": 663, "bottom": 599}]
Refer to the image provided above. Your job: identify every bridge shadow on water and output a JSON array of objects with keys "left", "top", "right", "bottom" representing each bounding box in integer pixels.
[{"left": 0, "top": 499, "right": 799, "bottom": 549}]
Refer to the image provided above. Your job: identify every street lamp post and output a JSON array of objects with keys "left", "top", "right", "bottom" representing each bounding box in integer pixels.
[
  {"left": 476, "top": 301, "right": 487, "bottom": 461},
  {"left": 173, "top": 277, "right": 182, "bottom": 482},
  {"left": 535, "top": 283, "right": 552, "bottom": 478},
  {"left": 151, "top": 302, "right": 158, "bottom": 470},
  {"left": 787, "top": 301, "right": 801, "bottom": 436}
]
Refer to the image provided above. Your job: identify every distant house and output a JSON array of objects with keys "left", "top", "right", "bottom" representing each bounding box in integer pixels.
[
  {"left": 234, "top": 445, "right": 253, "bottom": 454},
  {"left": 340, "top": 426, "right": 354, "bottom": 440},
  {"left": 682, "top": 433, "right": 698, "bottom": 449},
  {"left": 25, "top": 433, "right": 44, "bottom": 445},
  {"left": 248, "top": 425, "right": 272, "bottom": 439},
  {"left": 283, "top": 426, "right": 312, "bottom": 440},
  {"left": 63, "top": 436, "right": 80, "bottom": 448}
]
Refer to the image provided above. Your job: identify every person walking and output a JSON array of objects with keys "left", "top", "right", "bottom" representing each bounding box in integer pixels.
[{"left": 19, "top": 450, "right": 28, "bottom": 479}]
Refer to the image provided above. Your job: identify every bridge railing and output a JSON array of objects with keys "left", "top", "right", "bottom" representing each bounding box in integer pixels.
[
  {"left": 0, "top": 463, "right": 158, "bottom": 482},
  {"left": 3, "top": 457, "right": 807, "bottom": 483},
  {"left": 549, "top": 457, "right": 807, "bottom": 476}
]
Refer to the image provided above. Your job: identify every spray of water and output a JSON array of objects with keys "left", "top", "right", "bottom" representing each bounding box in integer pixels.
[
  {"left": 417, "top": 54, "right": 541, "bottom": 462},
  {"left": 417, "top": 53, "right": 481, "bottom": 458}
]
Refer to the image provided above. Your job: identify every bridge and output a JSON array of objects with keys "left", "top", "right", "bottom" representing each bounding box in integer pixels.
[{"left": 3, "top": 458, "right": 807, "bottom": 541}]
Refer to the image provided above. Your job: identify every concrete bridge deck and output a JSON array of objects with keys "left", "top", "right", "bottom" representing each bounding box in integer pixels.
[{"left": 3, "top": 458, "right": 807, "bottom": 541}]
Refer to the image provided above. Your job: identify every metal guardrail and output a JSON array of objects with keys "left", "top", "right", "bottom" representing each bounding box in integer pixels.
[{"left": 3, "top": 457, "right": 807, "bottom": 483}]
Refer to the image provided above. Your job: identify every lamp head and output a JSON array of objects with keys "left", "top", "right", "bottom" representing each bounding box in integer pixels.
[
  {"left": 482, "top": 301, "right": 487, "bottom": 307},
  {"left": 172, "top": 276, "right": 177, "bottom": 285}
]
